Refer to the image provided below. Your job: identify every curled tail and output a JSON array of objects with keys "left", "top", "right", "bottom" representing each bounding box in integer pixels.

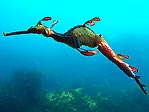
[{"left": 134, "top": 76, "right": 147, "bottom": 95}]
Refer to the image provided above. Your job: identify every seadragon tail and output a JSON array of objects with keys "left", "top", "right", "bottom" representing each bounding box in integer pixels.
[{"left": 134, "top": 76, "right": 147, "bottom": 95}]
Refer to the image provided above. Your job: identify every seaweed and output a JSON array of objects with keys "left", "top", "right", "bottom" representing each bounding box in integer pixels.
[{"left": 42, "top": 87, "right": 109, "bottom": 112}]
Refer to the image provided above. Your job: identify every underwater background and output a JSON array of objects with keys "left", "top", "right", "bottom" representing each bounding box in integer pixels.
[{"left": 0, "top": 0, "right": 149, "bottom": 112}]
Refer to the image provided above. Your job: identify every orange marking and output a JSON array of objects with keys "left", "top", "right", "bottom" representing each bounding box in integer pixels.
[
  {"left": 130, "top": 66, "right": 138, "bottom": 72},
  {"left": 92, "top": 17, "right": 100, "bottom": 21},
  {"left": 80, "top": 51, "right": 94, "bottom": 56},
  {"left": 124, "top": 55, "right": 129, "bottom": 59},
  {"left": 47, "top": 29, "right": 51, "bottom": 35},
  {"left": 43, "top": 17, "right": 51, "bottom": 21}
]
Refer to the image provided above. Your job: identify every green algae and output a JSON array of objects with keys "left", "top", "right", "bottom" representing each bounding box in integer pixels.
[{"left": 44, "top": 87, "right": 109, "bottom": 112}]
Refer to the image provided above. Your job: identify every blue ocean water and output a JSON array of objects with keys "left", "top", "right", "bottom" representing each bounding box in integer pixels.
[{"left": 0, "top": 0, "right": 149, "bottom": 112}]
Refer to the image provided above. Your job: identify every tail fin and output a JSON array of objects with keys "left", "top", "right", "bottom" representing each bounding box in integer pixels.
[{"left": 134, "top": 76, "right": 147, "bottom": 95}]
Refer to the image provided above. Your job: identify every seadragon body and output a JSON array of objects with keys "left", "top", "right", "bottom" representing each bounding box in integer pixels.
[{"left": 3, "top": 17, "right": 147, "bottom": 95}]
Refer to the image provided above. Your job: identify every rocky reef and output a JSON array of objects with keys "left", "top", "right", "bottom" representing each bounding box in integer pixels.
[{"left": 0, "top": 70, "right": 149, "bottom": 112}]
